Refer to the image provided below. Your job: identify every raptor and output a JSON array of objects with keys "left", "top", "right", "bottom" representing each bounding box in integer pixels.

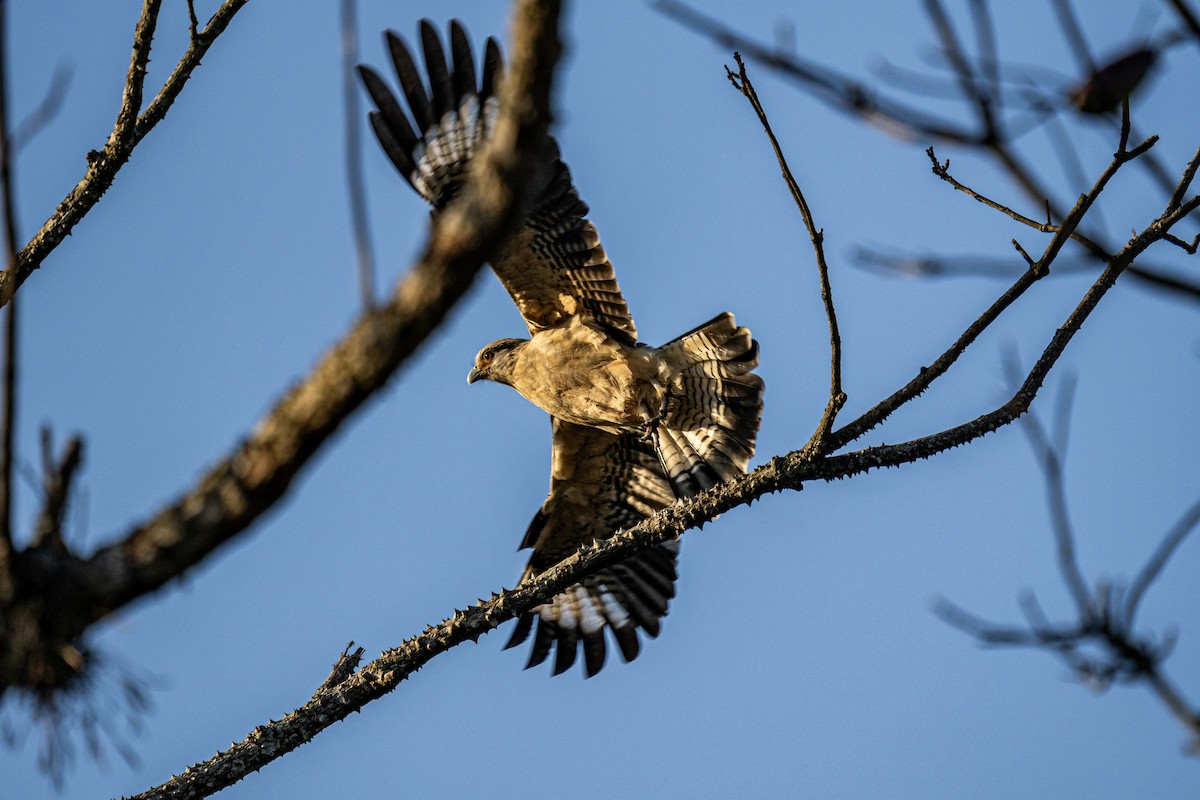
[{"left": 360, "top": 20, "right": 764, "bottom": 677}]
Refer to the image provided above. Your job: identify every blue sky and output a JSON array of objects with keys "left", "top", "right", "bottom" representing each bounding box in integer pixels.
[{"left": 2, "top": 1, "right": 1198, "bottom": 797}]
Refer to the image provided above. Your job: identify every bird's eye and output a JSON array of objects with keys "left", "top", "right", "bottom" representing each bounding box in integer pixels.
[{"left": 482, "top": 351, "right": 493, "bottom": 363}]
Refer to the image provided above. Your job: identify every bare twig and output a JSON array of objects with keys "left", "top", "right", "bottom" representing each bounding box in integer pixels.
[
  {"left": 185, "top": 0, "right": 199, "bottom": 40},
  {"left": 939, "top": 388, "right": 1200, "bottom": 752},
  {"left": 1051, "top": 0, "right": 1096, "bottom": 73},
  {"left": 1167, "top": 142, "right": 1200, "bottom": 211},
  {"left": 10, "top": 63, "right": 70, "bottom": 152},
  {"left": 1016, "top": 379, "right": 1091, "bottom": 616},
  {"left": 726, "top": 54, "right": 845, "bottom": 456},
  {"left": 32, "top": 431, "right": 83, "bottom": 553},
  {"left": 341, "top": 0, "right": 375, "bottom": 309},
  {"left": 1165, "top": 0, "right": 1200, "bottom": 41},
  {"left": 927, "top": 147, "right": 1056, "bottom": 231},
  {"left": 653, "top": 0, "right": 982, "bottom": 143},
  {"left": 659, "top": 2, "right": 1200, "bottom": 306},
  {"left": 0, "top": 0, "right": 250, "bottom": 309},
  {"left": 831, "top": 130, "right": 1152, "bottom": 450},
  {"left": 1125, "top": 496, "right": 1200, "bottom": 628},
  {"left": 924, "top": 0, "right": 998, "bottom": 139}
]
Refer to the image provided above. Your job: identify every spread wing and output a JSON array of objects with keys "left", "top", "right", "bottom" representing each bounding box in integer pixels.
[
  {"left": 504, "top": 419, "right": 680, "bottom": 677},
  {"left": 359, "top": 19, "right": 638, "bottom": 341}
]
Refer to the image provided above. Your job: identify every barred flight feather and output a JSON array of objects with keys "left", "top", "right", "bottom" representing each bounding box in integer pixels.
[{"left": 362, "top": 22, "right": 764, "bottom": 678}]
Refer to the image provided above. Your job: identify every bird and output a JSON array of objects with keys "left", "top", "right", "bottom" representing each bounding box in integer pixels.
[{"left": 359, "top": 20, "right": 764, "bottom": 678}]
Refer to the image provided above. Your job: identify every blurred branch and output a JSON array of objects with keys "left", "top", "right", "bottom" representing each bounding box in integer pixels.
[
  {"left": 658, "top": 0, "right": 1200, "bottom": 306},
  {"left": 32, "top": 430, "right": 83, "bottom": 553},
  {"left": 341, "top": 0, "right": 376, "bottom": 309},
  {"left": 1164, "top": 0, "right": 1200, "bottom": 42},
  {"left": 10, "top": 63, "right": 70, "bottom": 153},
  {"left": 725, "top": 53, "right": 845, "bottom": 457},
  {"left": 0, "top": 0, "right": 17, "bottom": 591},
  {"left": 0, "top": 0, "right": 250, "bottom": 309},
  {"left": 1051, "top": 0, "right": 1096, "bottom": 74},
  {"left": 936, "top": 382, "right": 1200, "bottom": 753},
  {"left": 654, "top": 0, "right": 982, "bottom": 144},
  {"left": 123, "top": 0, "right": 566, "bottom": 795}
]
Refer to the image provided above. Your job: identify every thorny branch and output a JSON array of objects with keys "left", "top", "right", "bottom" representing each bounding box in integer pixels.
[
  {"left": 0, "top": 0, "right": 565, "bottom": 703},
  {"left": 123, "top": 1, "right": 567, "bottom": 796},
  {"left": 125, "top": 60, "right": 1199, "bottom": 797}
]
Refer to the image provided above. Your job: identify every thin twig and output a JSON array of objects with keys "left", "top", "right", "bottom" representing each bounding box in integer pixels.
[
  {"left": 1167, "top": 142, "right": 1200, "bottom": 211},
  {"left": 1051, "top": 0, "right": 1096, "bottom": 73},
  {"left": 185, "top": 0, "right": 199, "bottom": 40},
  {"left": 727, "top": 54, "right": 844, "bottom": 456},
  {"left": 0, "top": 0, "right": 250, "bottom": 309},
  {"left": 11, "top": 63, "right": 70, "bottom": 152},
  {"left": 1165, "top": 0, "right": 1200, "bottom": 41},
  {"left": 659, "top": 2, "right": 1200, "bottom": 306},
  {"left": 1018, "top": 383, "right": 1092, "bottom": 617},
  {"left": 924, "top": 0, "right": 998, "bottom": 139},
  {"left": 653, "top": 0, "right": 982, "bottom": 144},
  {"left": 341, "top": 0, "right": 375, "bottom": 309},
  {"left": 1125, "top": 496, "right": 1200, "bottom": 628},
  {"left": 968, "top": 0, "right": 1001, "bottom": 110},
  {"left": 32, "top": 432, "right": 83, "bottom": 552},
  {"left": 927, "top": 147, "right": 1056, "bottom": 231}
]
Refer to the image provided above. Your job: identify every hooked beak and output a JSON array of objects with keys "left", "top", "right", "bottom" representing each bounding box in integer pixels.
[{"left": 467, "top": 365, "right": 485, "bottom": 384}]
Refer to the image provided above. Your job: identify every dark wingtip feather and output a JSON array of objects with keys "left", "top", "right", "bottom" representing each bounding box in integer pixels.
[
  {"left": 448, "top": 20, "right": 477, "bottom": 104},
  {"left": 504, "top": 612, "right": 535, "bottom": 650},
  {"left": 385, "top": 29, "right": 432, "bottom": 131},
  {"left": 358, "top": 65, "right": 419, "bottom": 155},
  {"left": 419, "top": 19, "right": 453, "bottom": 119},
  {"left": 612, "top": 624, "right": 640, "bottom": 663},
  {"left": 367, "top": 112, "right": 417, "bottom": 184},
  {"left": 582, "top": 628, "right": 606, "bottom": 678},
  {"left": 526, "top": 616, "right": 555, "bottom": 668},
  {"left": 552, "top": 626, "right": 579, "bottom": 676},
  {"left": 480, "top": 37, "right": 502, "bottom": 103}
]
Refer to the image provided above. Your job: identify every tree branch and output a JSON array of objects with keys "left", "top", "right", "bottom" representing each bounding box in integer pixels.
[
  {"left": 726, "top": 54, "right": 845, "bottom": 456},
  {"left": 658, "top": 1, "right": 1200, "bottom": 306},
  {"left": 122, "top": 1, "right": 566, "bottom": 795},
  {"left": 340, "top": 0, "right": 375, "bottom": 309},
  {"left": 0, "top": 0, "right": 250, "bottom": 308},
  {"left": 122, "top": 55, "right": 1199, "bottom": 800}
]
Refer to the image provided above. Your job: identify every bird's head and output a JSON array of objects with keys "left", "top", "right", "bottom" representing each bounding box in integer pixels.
[{"left": 467, "top": 338, "right": 525, "bottom": 386}]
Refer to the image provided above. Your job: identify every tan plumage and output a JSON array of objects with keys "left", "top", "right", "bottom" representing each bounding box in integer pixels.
[{"left": 362, "top": 20, "right": 764, "bottom": 677}]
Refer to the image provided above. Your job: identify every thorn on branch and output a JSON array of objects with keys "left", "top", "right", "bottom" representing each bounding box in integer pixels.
[{"left": 318, "top": 642, "right": 364, "bottom": 693}]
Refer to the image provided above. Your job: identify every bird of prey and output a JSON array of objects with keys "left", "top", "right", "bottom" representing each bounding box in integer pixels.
[{"left": 360, "top": 20, "right": 763, "bottom": 677}]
